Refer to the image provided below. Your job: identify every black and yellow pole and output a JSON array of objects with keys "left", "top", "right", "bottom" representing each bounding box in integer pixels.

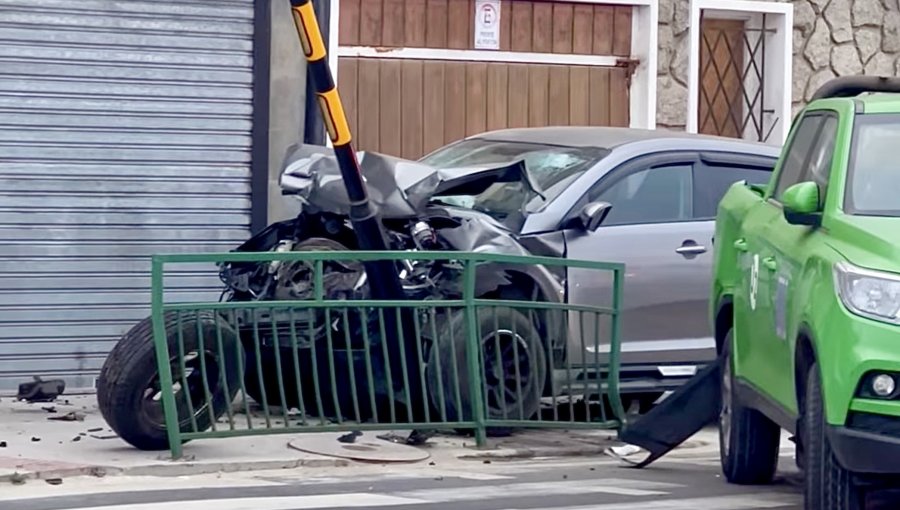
[{"left": 289, "top": 0, "right": 425, "bottom": 419}]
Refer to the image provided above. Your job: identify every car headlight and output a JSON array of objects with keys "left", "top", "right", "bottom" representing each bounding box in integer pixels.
[{"left": 834, "top": 262, "right": 900, "bottom": 325}]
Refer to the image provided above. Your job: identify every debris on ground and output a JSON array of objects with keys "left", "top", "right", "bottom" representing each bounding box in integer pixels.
[
  {"left": 89, "top": 433, "right": 118, "bottom": 440},
  {"left": 86, "top": 427, "right": 103, "bottom": 433},
  {"left": 72, "top": 436, "right": 81, "bottom": 442},
  {"left": 337, "top": 431, "right": 362, "bottom": 444},
  {"left": 48, "top": 411, "right": 86, "bottom": 422},
  {"left": 30, "top": 436, "right": 41, "bottom": 442},
  {"left": 41, "top": 406, "right": 57, "bottom": 413},
  {"left": 0, "top": 441, "right": 6, "bottom": 448},
  {"left": 604, "top": 443, "right": 649, "bottom": 465},
  {"left": 17, "top": 376, "right": 66, "bottom": 403},
  {"left": 9, "top": 472, "right": 26, "bottom": 485},
  {"left": 45, "top": 478, "right": 63, "bottom": 485},
  {"left": 376, "top": 430, "right": 434, "bottom": 446}
]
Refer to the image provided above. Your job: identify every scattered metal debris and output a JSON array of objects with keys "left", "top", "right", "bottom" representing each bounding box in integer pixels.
[
  {"left": 30, "top": 436, "right": 40, "bottom": 442},
  {"left": 90, "top": 433, "right": 118, "bottom": 440},
  {"left": 45, "top": 478, "right": 63, "bottom": 486},
  {"left": 376, "top": 430, "right": 434, "bottom": 446},
  {"left": 72, "top": 436, "right": 81, "bottom": 442},
  {"left": 337, "top": 431, "right": 362, "bottom": 444},
  {"left": 86, "top": 427, "right": 103, "bottom": 433},
  {"left": 48, "top": 411, "right": 86, "bottom": 422},
  {"left": 17, "top": 376, "right": 66, "bottom": 403}
]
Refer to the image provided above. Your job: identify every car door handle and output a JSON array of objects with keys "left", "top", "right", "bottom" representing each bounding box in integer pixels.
[
  {"left": 762, "top": 256, "right": 778, "bottom": 272},
  {"left": 733, "top": 239, "right": 748, "bottom": 252},
  {"left": 676, "top": 245, "right": 707, "bottom": 255}
]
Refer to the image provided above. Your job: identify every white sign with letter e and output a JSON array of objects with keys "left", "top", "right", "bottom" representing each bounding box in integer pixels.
[{"left": 474, "top": 0, "right": 501, "bottom": 50}]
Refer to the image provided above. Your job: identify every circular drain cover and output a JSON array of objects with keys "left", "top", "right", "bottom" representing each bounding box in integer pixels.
[{"left": 288, "top": 433, "right": 430, "bottom": 463}]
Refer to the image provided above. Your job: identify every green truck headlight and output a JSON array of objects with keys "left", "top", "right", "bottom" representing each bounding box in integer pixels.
[{"left": 834, "top": 262, "right": 900, "bottom": 325}]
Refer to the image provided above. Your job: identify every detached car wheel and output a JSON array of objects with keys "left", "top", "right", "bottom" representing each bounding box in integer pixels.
[
  {"left": 719, "top": 329, "right": 781, "bottom": 485},
  {"left": 803, "top": 364, "right": 864, "bottom": 510},
  {"left": 97, "top": 311, "right": 244, "bottom": 451},
  {"left": 426, "top": 307, "right": 547, "bottom": 429}
]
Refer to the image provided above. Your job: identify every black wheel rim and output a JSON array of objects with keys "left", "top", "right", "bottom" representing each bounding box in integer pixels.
[
  {"left": 482, "top": 329, "right": 533, "bottom": 418},
  {"left": 140, "top": 348, "right": 222, "bottom": 431}
]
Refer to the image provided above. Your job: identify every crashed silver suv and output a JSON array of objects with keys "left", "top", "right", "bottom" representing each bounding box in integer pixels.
[{"left": 233, "top": 126, "right": 780, "bottom": 414}]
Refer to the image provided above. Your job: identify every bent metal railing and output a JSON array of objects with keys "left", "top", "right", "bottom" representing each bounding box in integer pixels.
[{"left": 150, "top": 251, "right": 625, "bottom": 458}]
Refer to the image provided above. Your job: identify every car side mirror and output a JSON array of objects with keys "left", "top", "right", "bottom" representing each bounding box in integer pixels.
[
  {"left": 579, "top": 201, "right": 612, "bottom": 232},
  {"left": 782, "top": 181, "right": 821, "bottom": 227}
]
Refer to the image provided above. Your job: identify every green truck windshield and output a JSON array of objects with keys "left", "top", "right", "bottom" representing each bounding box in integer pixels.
[{"left": 847, "top": 114, "right": 900, "bottom": 217}]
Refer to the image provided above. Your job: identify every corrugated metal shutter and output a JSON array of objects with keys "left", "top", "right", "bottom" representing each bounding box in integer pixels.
[{"left": 0, "top": 0, "right": 256, "bottom": 391}]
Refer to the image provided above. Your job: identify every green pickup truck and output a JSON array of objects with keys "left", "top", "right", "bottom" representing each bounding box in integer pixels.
[{"left": 711, "top": 77, "right": 900, "bottom": 509}]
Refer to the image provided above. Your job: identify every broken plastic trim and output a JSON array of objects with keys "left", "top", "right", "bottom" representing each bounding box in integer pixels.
[{"left": 615, "top": 355, "right": 724, "bottom": 468}]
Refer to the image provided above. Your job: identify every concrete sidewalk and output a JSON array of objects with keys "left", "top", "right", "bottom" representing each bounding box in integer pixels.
[{"left": 0, "top": 395, "right": 716, "bottom": 484}]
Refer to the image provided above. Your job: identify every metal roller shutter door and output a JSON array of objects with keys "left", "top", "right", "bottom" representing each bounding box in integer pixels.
[{"left": 0, "top": 0, "right": 256, "bottom": 391}]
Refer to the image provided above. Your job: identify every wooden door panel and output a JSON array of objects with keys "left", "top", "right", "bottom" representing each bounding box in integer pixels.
[
  {"left": 699, "top": 18, "right": 746, "bottom": 138},
  {"left": 339, "top": 58, "right": 629, "bottom": 159},
  {"left": 341, "top": 0, "right": 632, "bottom": 56}
]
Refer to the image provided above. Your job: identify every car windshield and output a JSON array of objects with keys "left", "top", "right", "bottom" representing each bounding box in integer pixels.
[
  {"left": 847, "top": 115, "right": 900, "bottom": 217},
  {"left": 419, "top": 138, "right": 608, "bottom": 220}
]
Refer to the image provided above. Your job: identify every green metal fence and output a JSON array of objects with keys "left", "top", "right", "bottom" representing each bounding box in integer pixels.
[{"left": 150, "top": 250, "right": 625, "bottom": 458}]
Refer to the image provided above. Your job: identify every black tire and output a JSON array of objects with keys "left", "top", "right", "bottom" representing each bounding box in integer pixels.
[
  {"left": 97, "top": 311, "right": 245, "bottom": 451},
  {"left": 719, "top": 329, "right": 781, "bottom": 484},
  {"left": 426, "top": 307, "right": 547, "bottom": 427},
  {"left": 803, "top": 364, "right": 864, "bottom": 510}
]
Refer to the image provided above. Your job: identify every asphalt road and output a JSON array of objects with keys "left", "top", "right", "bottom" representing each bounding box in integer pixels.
[
  {"left": 6, "top": 450, "right": 900, "bottom": 510},
  {"left": 2, "top": 452, "right": 803, "bottom": 510}
]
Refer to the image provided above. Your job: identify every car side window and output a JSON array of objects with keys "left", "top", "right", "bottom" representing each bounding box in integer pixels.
[
  {"left": 588, "top": 164, "right": 693, "bottom": 226},
  {"left": 693, "top": 163, "right": 774, "bottom": 219},
  {"left": 803, "top": 115, "right": 838, "bottom": 200},
  {"left": 773, "top": 115, "right": 824, "bottom": 199}
]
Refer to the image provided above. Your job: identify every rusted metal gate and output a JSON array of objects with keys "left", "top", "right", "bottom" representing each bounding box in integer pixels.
[
  {"left": 698, "top": 15, "right": 776, "bottom": 143},
  {"left": 336, "top": 0, "right": 636, "bottom": 160}
]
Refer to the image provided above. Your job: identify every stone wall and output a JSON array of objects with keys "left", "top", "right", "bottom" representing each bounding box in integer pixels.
[
  {"left": 793, "top": 0, "right": 900, "bottom": 117},
  {"left": 656, "top": 0, "right": 900, "bottom": 130},
  {"left": 656, "top": 0, "right": 692, "bottom": 129}
]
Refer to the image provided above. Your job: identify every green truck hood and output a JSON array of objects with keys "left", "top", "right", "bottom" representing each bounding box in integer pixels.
[{"left": 828, "top": 214, "right": 900, "bottom": 273}]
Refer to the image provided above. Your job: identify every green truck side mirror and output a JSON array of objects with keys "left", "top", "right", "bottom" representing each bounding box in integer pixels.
[{"left": 782, "top": 181, "right": 821, "bottom": 227}]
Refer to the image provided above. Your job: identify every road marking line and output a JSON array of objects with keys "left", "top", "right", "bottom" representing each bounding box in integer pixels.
[
  {"left": 51, "top": 493, "right": 425, "bottom": 510},
  {"left": 394, "top": 478, "right": 680, "bottom": 501},
  {"left": 503, "top": 493, "right": 800, "bottom": 510}
]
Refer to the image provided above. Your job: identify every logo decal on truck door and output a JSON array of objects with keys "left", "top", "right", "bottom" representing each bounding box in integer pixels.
[
  {"left": 750, "top": 253, "right": 760, "bottom": 311},
  {"left": 775, "top": 274, "right": 789, "bottom": 340}
]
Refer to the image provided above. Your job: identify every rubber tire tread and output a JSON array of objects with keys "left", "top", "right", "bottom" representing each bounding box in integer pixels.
[
  {"left": 720, "top": 330, "right": 781, "bottom": 485},
  {"left": 803, "top": 364, "right": 863, "bottom": 510},
  {"left": 425, "top": 307, "right": 547, "bottom": 427},
  {"left": 97, "top": 311, "right": 244, "bottom": 451}
]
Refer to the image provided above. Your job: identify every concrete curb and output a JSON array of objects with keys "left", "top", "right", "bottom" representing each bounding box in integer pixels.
[
  {"left": 0, "top": 465, "right": 122, "bottom": 484},
  {"left": 0, "top": 457, "right": 353, "bottom": 484},
  {"left": 121, "top": 457, "right": 352, "bottom": 477}
]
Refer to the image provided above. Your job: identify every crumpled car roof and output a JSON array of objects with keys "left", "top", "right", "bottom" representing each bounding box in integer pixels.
[{"left": 279, "top": 144, "right": 540, "bottom": 219}]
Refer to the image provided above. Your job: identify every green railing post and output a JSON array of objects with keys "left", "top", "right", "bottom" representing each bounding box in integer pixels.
[
  {"left": 607, "top": 266, "right": 627, "bottom": 422},
  {"left": 151, "top": 257, "right": 183, "bottom": 459},
  {"left": 463, "top": 260, "right": 487, "bottom": 446}
]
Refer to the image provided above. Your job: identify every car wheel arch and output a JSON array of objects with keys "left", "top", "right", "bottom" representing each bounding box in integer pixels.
[
  {"left": 795, "top": 324, "right": 822, "bottom": 440},
  {"left": 714, "top": 296, "right": 734, "bottom": 355}
]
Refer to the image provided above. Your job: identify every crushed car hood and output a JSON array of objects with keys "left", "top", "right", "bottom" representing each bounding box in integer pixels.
[{"left": 279, "top": 144, "right": 543, "bottom": 219}]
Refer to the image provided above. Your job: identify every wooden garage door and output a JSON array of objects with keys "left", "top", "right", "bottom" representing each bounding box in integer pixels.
[{"left": 337, "top": 0, "right": 633, "bottom": 159}]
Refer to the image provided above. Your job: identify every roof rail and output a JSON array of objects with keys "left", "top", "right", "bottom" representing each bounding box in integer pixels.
[{"left": 811, "top": 76, "right": 900, "bottom": 101}]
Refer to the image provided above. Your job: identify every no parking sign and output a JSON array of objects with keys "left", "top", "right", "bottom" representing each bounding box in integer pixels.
[{"left": 474, "top": 0, "right": 501, "bottom": 50}]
